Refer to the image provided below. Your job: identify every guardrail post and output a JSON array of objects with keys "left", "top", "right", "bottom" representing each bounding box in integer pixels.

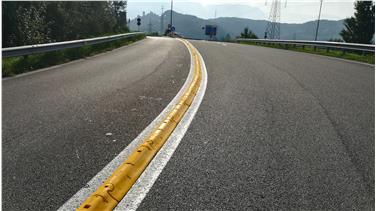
[{"left": 326, "top": 47, "right": 329, "bottom": 53}]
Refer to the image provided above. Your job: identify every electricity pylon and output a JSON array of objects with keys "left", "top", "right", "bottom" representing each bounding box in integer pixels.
[{"left": 264, "top": 0, "right": 281, "bottom": 39}]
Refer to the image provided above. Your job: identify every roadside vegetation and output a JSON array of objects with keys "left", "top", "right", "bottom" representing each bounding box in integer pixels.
[
  {"left": 238, "top": 27, "right": 258, "bottom": 39},
  {"left": 2, "top": 1, "right": 146, "bottom": 77},
  {"left": 340, "top": 1, "right": 374, "bottom": 44},
  {"left": 3, "top": 1, "right": 129, "bottom": 47}
]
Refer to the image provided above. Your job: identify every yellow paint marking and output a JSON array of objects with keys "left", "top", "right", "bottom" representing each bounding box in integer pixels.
[{"left": 77, "top": 39, "right": 202, "bottom": 211}]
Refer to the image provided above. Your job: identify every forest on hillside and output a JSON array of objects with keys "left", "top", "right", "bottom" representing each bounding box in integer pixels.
[{"left": 2, "top": 1, "right": 128, "bottom": 47}]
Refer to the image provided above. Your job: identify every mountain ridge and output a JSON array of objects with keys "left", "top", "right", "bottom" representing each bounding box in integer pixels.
[{"left": 130, "top": 11, "right": 344, "bottom": 41}]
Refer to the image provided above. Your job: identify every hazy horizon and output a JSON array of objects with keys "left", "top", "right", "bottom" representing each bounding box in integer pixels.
[{"left": 128, "top": 0, "right": 358, "bottom": 24}]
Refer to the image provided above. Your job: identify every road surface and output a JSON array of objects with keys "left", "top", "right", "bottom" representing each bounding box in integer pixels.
[
  {"left": 2, "top": 37, "right": 190, "bottom": 211},
  {"left": 137, "top": 40, "right": 374, "bottom": 210},
  {"left": 3, "top": 38, "right": 374, "bottom": 210}
]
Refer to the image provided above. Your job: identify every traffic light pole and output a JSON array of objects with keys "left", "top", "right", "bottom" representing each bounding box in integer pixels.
[{"left": 137, "top": 16, "right": 141, "bottom": 32}]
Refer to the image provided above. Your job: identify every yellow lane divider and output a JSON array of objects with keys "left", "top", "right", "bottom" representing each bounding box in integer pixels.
[{"left": 77, "top": 39, "right": 202, "bottom": 211}]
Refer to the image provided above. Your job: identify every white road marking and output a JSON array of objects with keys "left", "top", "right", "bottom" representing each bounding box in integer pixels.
[
  {"left": 114, "top": 41, "right": 207, "bottom": 211},
  {"left": 75, "top": 149, "right": 80, "bottom": 160},
  {"left": 58, "top": 38, "right": 206, "bottom": 210}
]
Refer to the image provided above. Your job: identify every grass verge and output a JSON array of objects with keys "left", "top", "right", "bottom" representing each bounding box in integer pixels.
[
  {"left": 238, "top": 41, "right": 375, "bottom": 64},
  {"left": 2, "top": 34, "right": 146, "bottom": 77}
]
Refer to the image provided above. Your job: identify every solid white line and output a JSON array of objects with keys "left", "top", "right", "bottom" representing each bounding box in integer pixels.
[
  {"left": 114, "top": 41, "right": 207, "bottom": 211},
  {"left": 57, "top": 38, "right": 199, "bottom": 211}
]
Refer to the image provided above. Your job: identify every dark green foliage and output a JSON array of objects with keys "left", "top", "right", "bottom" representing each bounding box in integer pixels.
[
  {"left": 2, "top": 1, "right": 129, "bottom": 47},
  {"left": 110, "top": 1, "right": 128, "bottom": 33},
  {"left": 223, "top": 33, "right": 232, "bottom": 42},
  {"left": 328, "top": 38, "right": 343, "bottom": 42},
  {"left": 148, "top": 32, "right": 160, "bottom": 36},
  {"left": 239, "top": 27, "right": 258, "bottom": 39},
  {"left": 2, "top": 1, "right": 139, "bottom": 77},
  {"left": 340, "top": 1, "right": 375, "bottom": 44}
]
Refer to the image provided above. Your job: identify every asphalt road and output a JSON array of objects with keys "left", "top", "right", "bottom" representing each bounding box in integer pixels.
[
  {"left": 3, "top": 38, "right": 374, "bottom": 210},
  {"left": 2, "top": 37, "right": 190, "bottom": 211},
  {"left": 138, "top": 40, "right": 374, "bottom": 210}
]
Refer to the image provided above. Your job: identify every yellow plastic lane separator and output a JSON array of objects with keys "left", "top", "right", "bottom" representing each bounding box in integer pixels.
[{"left": 77, "top": 39, "right": 202, "bottom": 211}]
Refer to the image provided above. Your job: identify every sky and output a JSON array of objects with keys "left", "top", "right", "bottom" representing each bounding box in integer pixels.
[{"left": 127, "top": 0, "right": 360, "bottom": 23}]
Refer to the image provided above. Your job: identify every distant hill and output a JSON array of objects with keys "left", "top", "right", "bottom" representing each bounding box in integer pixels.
[
  {"left": 128, "top": 3, "right": 265, "bottom": 20},
  {"left": 129, "top": 11, "right": 344, "bottom": 41}
]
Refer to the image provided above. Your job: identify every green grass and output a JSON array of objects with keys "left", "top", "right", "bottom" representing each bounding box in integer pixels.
[
  {"left": 2, "top": 34, "right": 146, "bottom": 77},
  {"left": 238, "top": 41, "right": 375, "bottom": 64}
]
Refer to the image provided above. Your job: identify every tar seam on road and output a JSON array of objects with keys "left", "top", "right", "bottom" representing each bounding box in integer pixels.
[{"left": 57, "top": 38, "right": 206, "bottom": 211}]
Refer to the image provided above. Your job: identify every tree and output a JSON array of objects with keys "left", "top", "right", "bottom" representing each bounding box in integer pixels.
[
  {"left": 224, "top": 33, "right": 232, "bottom": 42},
  {"left": 328, "top": 38, "right": 343, "bottom": 42},
  {"left": 340, "top": 1, "right": 375, "bottom": 44},
  {"left": 2, "top": 1, "right": 129, "bottom": 47},
  {"left": 239, "top": 27, "right": 258, "bottom": 39},
  {"left": 2, "top": 2, "right": 19, "bottom": 47},
  {"left": 15, "top": 2, "right": 51, "bottom": 45},
  {"left": 110, "top": 1, "right": 128, "bottom": 32}
]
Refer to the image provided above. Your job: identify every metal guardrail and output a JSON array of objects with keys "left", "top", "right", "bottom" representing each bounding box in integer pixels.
[
  {"left": 236, "top": 38, "right": 375, "bottom": 53},
  {"left": 2, "top": 32, "right": 145, "bottom": 58}
]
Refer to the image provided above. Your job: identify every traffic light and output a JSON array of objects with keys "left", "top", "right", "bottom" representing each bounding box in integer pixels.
[{"left": 137, "top": 17, "right": 141, "bottom": 26}]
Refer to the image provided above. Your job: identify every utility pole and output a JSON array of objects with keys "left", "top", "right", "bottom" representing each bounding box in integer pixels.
[
  {"left": 148, "top": 11, "right": 152, "bottom": 34},
  {"left": 160, "top": 6, "right": 164, "bottom": 34},
  {"left": 142, "top": 11, "right": 145, "bottom": 31},
  {"left": 314, "top": 0, "right": 323, "bottom": 41},
  {"left": 170, "top": 0, "right": 173, "bottom": 28},
  {"left": 168, "top": 0, "right": 173, "bottom": 36}
]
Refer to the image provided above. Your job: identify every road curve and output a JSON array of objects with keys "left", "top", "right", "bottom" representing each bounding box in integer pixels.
[
  {"left": 138, "top": 40, "right": 374, "bottom": 210},
  {"left": 2, "top": 37, "right": 190, "bottom": 211}
]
